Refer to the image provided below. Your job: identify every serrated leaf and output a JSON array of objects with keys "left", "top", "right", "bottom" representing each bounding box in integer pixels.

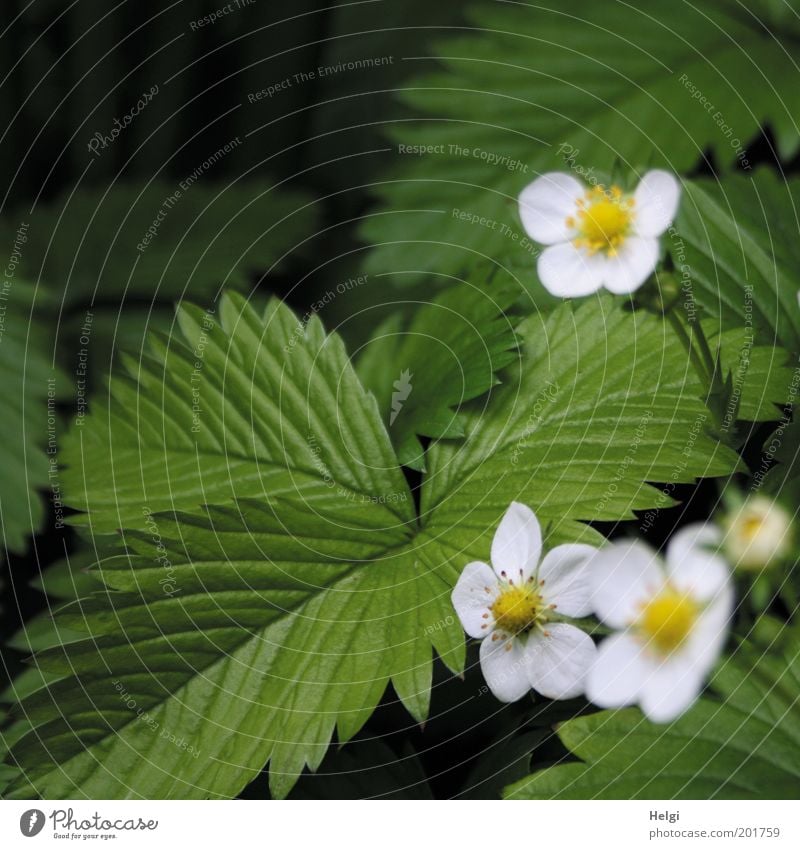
[
  {"left": 710, "top": 323, "right": 794, "bottom": 425},
  {"left": 360, "top": 1, "right": 800, "bottom": 282},
  {"left": 6, "top": 291, "right": 748, "bottom": 800},
  {"left": 30, "top": 545, "right": 113, "bottom": 600},
  {"left": 6, "top": 292, "right": 464, "bottom": 800},
  {"left": 61, "top": 293, "right": 413, "bottom": 532},
  {"left": 423, "top": 295, "right": 741, "bottom": 542}
]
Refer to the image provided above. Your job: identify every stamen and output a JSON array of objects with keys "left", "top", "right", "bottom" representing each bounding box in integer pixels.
[
  {"left": 490, "top": 583, "right": 545, "bottom": 635},
  {"left": 637, "top": 585, "right": 700, "bottom": 655},
  {"left": 567, "top": 184, "right": 634, "bottom": 256}
]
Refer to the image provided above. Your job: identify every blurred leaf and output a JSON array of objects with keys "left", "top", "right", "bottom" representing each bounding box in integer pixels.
[
  {"left": 0, "top": 281, "right": 68, "bottom": 554},
  {"left": 677, "top": 170, "right": 800, "bottom": 353},
  {"left": 2, "top": 181, "right": 319, "bottom": 305},
  {"left": 460, "top": 728, "right": 545, "bottom": 799},
  {"left": 506, "top": 639, "right": 800, "bottom": 799},
  {"left": 307, "top": 1, "right": 466, "bottom": 199},
  {"left": 360, "top": 0, "right": 800, "bottom": 283},
  {"left": 356, "top": 280, "right": 519, "bottom": 469}
]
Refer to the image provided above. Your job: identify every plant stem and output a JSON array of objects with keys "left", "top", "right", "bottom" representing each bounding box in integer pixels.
[
  {"left": 689, "top": 317, "right": 718, "bottom": 381},
  {"left": 666, "top": 309, "right": 710, "bottom": 385}
]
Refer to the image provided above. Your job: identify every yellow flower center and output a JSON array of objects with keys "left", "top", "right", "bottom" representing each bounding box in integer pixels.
[
  {"left": 491, "top": 584, "right": 544, "bottom": 634},
  {"left": 567, "top": 185, "right": 634, "bottom": 256},
  {"left": 740, "top": 514, "right": 765, "bottom": 542},
  {"left": 637, "top": 586, "right": 699, "bottom": 655},
  {"left": 724, "top": 496, "right": 792, "bottom": 570}
]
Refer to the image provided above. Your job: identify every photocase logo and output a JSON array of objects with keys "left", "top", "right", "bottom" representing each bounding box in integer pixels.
[
  {"left": 19, "top": 809, "right": 45, "bottom": 837},
  {"left": 389, "top": 369, "right": 413, "bottom": 425}
]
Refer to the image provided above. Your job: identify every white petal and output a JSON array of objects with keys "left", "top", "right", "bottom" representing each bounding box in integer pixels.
[
  {"left": 537, "top": 543, "right": 598, "bottom": 617},
  {"left": 451, "top": 561, "right": 498, "bottom": 639},
  {"left": 491, "top": 502, "right": 542, "bottom": 584},
  {"left": 639, "top": 657, "right": 705, "bottom": 723},
  {"left": 585, "top": 632, "right": 649, "bottom": 709},
  {"left": 633, "top": 169, "right": 681, "bottom": 237},
  {"left": 537, "top": 242, "right": 606, "bottom": 297},
  {"left": 666, "top": 523, "right": 730, "bottom": 602},
  {"left": 636, "top": 585, "right": 732, "bottom": 723},
  {"left": 479, "top": 632, "right": 531, "bottom": 702},
  {"left": 590, "top": 540, "right": 665, "bottom": 628},
  {"left": 601, "top": 236, "right": 659, "bottom": 294},
  {"left": 682, "top": 584, "right": 734, "bottom": 675},
  {"left": 518, "top": 172, "right": 585, "bottom": 245},
  {"left": 525, "top": 623, "right": 596, "bottom": 700}
]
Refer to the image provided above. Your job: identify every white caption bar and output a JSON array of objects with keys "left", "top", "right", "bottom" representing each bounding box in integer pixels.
[{"left": 0, "top": 799, "right": 797, "bottom": 848}]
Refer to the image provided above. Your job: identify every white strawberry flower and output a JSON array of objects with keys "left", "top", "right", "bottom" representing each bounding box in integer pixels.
[
  {"left": 518, "top": 170, "right": 681, "bottom": 296},
  {"left": 586, "top": 525, "right": 734, "bottom": 723},
  {"left": 451, "top": 502, "right": 598, "bottom": 703}
]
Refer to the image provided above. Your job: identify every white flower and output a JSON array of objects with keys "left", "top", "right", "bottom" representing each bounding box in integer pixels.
[
  {"left": 451, "top": 502, "right": 598, "bottom": 703},
  {"left": 586, "top": 525, "right": 734, "bottom": 723},
  {"left": 723, "top": 495, "right": 793, "bottom": 571},
  {"left": 518, "top": 170, "right": 681, "bottom": 296}
]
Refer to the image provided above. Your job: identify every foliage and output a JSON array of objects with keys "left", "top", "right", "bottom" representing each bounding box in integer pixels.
[
  {"left": 0, "top": 182, "right": 318, "bottom": 305},
  {"left": 676, "top": 171, "right": 800, "bottom": 354},
  {"left": 0, "top": 282, "right": 68, "bottom": 554},
  {"left": 356, "top": 280, "right": 519, "bottom": 469},
  {"left": 360, "top": 1, "right": 800, "bottom": 283},
  {"left": 3, "top": 0, "right": 800, "bottom": 806},
  {"left": 505, "top": 634, "right": 800, "bottom": 799},
  {"left": 4, "top": 291, "right": 751, "bottom": 799}
]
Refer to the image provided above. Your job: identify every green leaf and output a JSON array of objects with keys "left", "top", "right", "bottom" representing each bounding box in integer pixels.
[
  {"left": 0, "top": 281, "right": 68, "bottom": 553},
  {"left": 7, "top": 292, "right": 745, "bottom": 799},
  {"left": 677, "top": 170, "right": 800, "bottom": 353},
  {"left": 1, "top": 181, "right": 318, "bottom": 304},
  {"left": 423, "top": 295, "right": 741, "bottom": 544},
  {"left": 356, "top": 281, "right": 519, "bottom": 469},
  {"left": 505, "top": 640, "right": 800, "bottom": 799},
  {"left": 710, "top": 323, "right": 794, "bottom": 425},
  {"left": 6, "top": 292, "right": 463, "bottom": 800},
  {"left": 360, "top": 1, "right": 800, "bottom": 282},
  {"left": 30, "top": 545, "right": 115, "bottom": 601},
  {"left": 60, "top": 293, "right": 415, "bottom": 533}
]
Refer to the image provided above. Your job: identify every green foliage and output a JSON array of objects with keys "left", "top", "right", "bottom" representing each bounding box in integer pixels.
[
  {"left": 30, "top": 546, "right": 108, "bottom": 600},
  {"left": 360, "top": 0, "right": 800, "bottom": 282},
  {"left": 1, "top": 182, "right": 318, "bottom": 304},
  {"left": 6, "top": 293, "right": 463, "bottom": 800},
  {"left": 505, "top": 635, "right": 800, "bottom": 799},
  {"left": 5, "top": 292, "right": 750, "bottom": 799},
  {"left": 676, "top": 170, "right": 800, "bottom": 354},
  {"left": 356, "top": 281, "right": 519, "bottom": 469},
  {"left": 423, "top": 295, "right": 741, "bottom": 543},
  {"left": 0, "top": 282, "right": 67, "bottom": 554},
  {"left": 710, "top": 323, "right": 794, "bottom": 425}
]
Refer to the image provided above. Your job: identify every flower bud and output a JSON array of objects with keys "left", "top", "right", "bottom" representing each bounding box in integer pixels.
[{"left": 723, "top": 495, "right": 792, "bottom": 571}]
